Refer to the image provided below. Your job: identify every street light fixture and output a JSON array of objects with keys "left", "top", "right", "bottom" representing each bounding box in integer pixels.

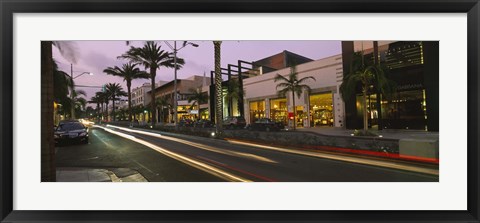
[
  {"left": 73, "top": 71, "right": 93, "bottom": 79},
  {"left": 164, "top": 41, "right": 198, "bottom": 130},
  {"left": 69, "top": 63, "right": 93, "bottom": 120}
]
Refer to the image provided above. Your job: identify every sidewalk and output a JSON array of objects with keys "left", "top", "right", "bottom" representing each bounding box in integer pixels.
[
  {"left": 296, "top": 126, "right": 439, "bottom": 140},
  {"left": 56, "top": 167, "right": 148, "bottom": 182}
]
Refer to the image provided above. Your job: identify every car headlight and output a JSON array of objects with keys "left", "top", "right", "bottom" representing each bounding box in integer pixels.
[
  {"left": 79, "top": 132, "right": 87, "bottom": 137},
  {"left": 54, "top": 134, "right": 59, "bottom": 139}
]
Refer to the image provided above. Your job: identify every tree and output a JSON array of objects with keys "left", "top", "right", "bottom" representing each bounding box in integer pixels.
[
  {"left": 187, "top": 88, "right": 208, "bottom": 120},
  {"left": 339, "top": 51, "right": 395, "bottom": 135},
  {"left": 225, "top": 78, "right": 244, "bottom": 116},
  {"left": 65, "top": 89, "right": 87, "bottom": 119},
  {"left": 155, "top": 96, "right": 172, "bottom": 123},
  {"left": 213, "top": 41, "right": 223, "bottom": 133},
  {"left": 274, "top": 66, "right": 316, "bottom": 130},
  {"left": 104, "top": 63, "right": 149, "bottom": 122},
  {"left": 53, "top": 60, "right": 73, "bottom": 104},
  {"left": 89, "top": 95, "right": 102, "bottom": 121},
  {"left": 119, "top": 41, "right": 185, "bottom": 126},
  {"left": 105, "top": 83, "right": 127, "bottom": 122},
  {"left": 41, "top": 41, "right": 78, "bottom": 182},
  {"left": 94, "top": 91, "right": 109, "bottom": 122}
]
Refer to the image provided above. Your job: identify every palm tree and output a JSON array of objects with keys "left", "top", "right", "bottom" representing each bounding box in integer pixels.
[
  {"left": 74, "top": 97, "right": 87, "bottom": 118},
  {"left": 213, "top": 41, "right": 223, "bottom": 133},
  {"left": 94, "top": 91, "right": 109, "bottom": 122},
  {"left": 274, "top": 66, "right": 316, "bottom": 130},
  {"left": 104, "top": 63, "right": 149, "bottom": 122},
  {"left": 105, "top": 83, "right": 127, "bottom": 122},
  {"left": 187, "top": 88, "right": 208, "bottom": 120},
  {"left": 119, "top": 41, "right": 185, "bottom": 126},
  {"left": 66, "top": 89, "right": 87, "bottom": 119},
  {"left": 340, "top": 51, "right": 395, "bottom": 135},
  {"left": 53, "top": 60, "right": 73, "bottom": 125},
  {"left": 41, "top": 41, "right": 78, "bottom": 182},
  {"left": 225, "top": 78, "right": 244, "bottom": 116},
  {"left": 53, "top": 60, "right": 73, "bottom": 104},
  {"left": 155, "top": 96, "right": 172, "bottom": 123},
  {"left": 89, "top": 95, "right": 102, "bottom": 122}
]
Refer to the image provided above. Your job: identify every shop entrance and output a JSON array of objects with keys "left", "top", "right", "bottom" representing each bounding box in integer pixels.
[
  {"left": 295, "top": 106, "right": 305, "bottom": 127},
  {"left": 309, "top": 93, "right": 334, "bottom": 127},
  {"left": 249, "top": 100, "right": 265, "bottom": 123},
  {"left": 270, "top": 98, "right": 287, "bottom": 125}
]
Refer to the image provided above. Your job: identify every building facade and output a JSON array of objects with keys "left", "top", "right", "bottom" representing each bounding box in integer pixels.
[
  {"left": 341, "top": 41, "right": 439, "bottom": 131},
  {"left": 243, "top": 54, "right": 345, "bottom": 128},
  {"left": 150, "top": 75, "right": 211, "bottom": 123}
]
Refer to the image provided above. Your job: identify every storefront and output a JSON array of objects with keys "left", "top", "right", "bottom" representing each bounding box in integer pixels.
[
  {"left": 269, "top": 98, "right": 287, "bottom": 125},
  {"left": 177, "top": 105, "right": 197, "bottom": 121},
  {"left": 249, "top": 100, "right": 266, "bottom": 123},
  {"left": 342, "top": 41, "right": 439, "bottom": 131},
  {"left": 309, "top": 93, "right": 334, "bottom": 127}
]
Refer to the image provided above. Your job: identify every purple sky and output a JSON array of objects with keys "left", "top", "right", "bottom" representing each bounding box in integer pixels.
[{"left": 52, "top": 41, "right": 341, "bottom": 104}]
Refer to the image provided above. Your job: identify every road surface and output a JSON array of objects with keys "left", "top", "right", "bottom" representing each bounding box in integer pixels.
[{"left": 55, "top": 125, "right": 439, "bottom": 182}]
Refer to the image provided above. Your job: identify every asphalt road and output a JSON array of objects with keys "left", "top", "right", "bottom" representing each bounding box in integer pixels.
[{"left": 55, "top": 125, "right": 439, "bottom": 182}]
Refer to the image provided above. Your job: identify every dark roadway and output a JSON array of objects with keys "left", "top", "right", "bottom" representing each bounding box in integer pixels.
[{"left": 55, "top": 125, "right": 439, "bottom": 182}]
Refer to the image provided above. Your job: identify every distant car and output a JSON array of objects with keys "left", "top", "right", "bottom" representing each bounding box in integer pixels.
[
  {"left": 249, "top": 118, "right": 284, "bottom": 131},
  {"left": 194, "top": 119, "right": 213, "bottom": 128},
  {"left": 79, "top": 119, "right": 94, "bottom": 127},
  {"left": 178, "top": 119, "right": 194, "bottom": 127},
  {"left": 223, "top": 116, "right": 246, "bottom": 129},
  {"left": 54, "top": 121, "right": 89, "bottom": 145}
]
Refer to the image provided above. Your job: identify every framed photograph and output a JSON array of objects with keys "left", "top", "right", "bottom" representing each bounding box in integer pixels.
[{"left": 1, "top": 0, "right": 479, "bottom": 222}]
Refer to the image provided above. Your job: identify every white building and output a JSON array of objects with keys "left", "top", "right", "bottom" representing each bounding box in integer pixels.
[
  {"left": 131, "top": 81, "right": 167, "bottom": 107},
  {"left": 243, "top": 54, "right": 345, "bottom": 128}
]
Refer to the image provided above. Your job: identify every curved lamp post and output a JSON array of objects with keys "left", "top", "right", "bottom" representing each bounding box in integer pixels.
[{"left": 69, "top": 63, "right": 93, "bottom": 119}]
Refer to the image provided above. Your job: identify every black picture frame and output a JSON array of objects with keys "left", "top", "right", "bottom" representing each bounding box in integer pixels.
[{"left": 1, "top": 0, "right": 479, "bottom": 222}]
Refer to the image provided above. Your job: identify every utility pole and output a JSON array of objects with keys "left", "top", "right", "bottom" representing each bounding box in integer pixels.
[
  {"left": 70, "top": 64, "right": 75, "bottom": 119},
  {"left": 173, "top": 41, "right": 178, "bottom": 130}
]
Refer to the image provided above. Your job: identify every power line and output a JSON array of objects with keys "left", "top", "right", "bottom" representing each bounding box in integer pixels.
[{"left": 74, "top": 85, "right": 102, "bottom": 88}]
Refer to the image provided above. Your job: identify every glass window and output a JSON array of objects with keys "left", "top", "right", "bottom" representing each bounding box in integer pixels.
[
  {"left": 249, "top": 100, "right": 265, "bottom": 123},
  {"left": 270, "top": 98, "right": 287, "bottom": 125},
  {"left": 309, "top": 93, "right": 334, "bottom": 127},
  {"left": 380, "top": 89, "right": 426, "bottom": 129}
]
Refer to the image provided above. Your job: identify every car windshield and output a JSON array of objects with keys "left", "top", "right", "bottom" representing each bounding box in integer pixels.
[{"left": 57, "top": 122, "right": 85, "bottom": 131}]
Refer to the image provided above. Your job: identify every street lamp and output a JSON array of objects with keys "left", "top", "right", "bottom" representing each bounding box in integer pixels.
[
  {"left": 69, "top": 63, "right": 93, "bottom": 120},
  {"left": 164, "top": 41, "right": 198, "bottom": 130}
]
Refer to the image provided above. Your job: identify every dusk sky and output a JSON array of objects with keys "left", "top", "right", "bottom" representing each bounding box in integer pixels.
[{"left": 52, "top": 41, "right": 342, "bottom": 104}]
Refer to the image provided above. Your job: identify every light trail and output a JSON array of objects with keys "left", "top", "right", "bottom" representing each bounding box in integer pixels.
[
  {"left": 106, "top": 125, "right": 277, "bottom": 164},
  {"left": 225, "top": 139, "right": 439, "bottom": 176},
  {"left": 94, "top": 125, "right": 252, "bottom": 182}
]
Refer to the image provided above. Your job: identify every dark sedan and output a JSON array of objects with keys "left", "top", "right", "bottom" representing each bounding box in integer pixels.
[
  {"left": 249, "top": 118, "right": 284, "bottom": 131},
  {"left": 54, "top": 121, "right": 89, "bottom": 145}
]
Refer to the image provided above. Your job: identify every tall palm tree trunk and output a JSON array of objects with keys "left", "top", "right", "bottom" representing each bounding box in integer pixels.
[
  {"left": 96, "top": 102, "right": 100, "bottom": 122},
  {"left": 41, "top": 41, "right": 56, "bottom": 182},
  {"left": 105, "top": 101, "right": 109, "bottom": 121},
  {"left": 214, "top": 41, "right": 223, "bottom": 133},
  {"left": 101, "top": 103, "right": 104, "bottom": 121},
  {"left": 112, "top": 96, "right": 116, "bottom": 121},
  {"left": 150, "top": 67, "right": 157, "bottom": 126},
  {"left": 292, "top": 92, "right": 296, "bottom": 130},
  {"left": 127, "top": 82, "right": 132, "bottom": 122},
  {"left": 362, "top": 87, "right": 368, "bottom": 134}
]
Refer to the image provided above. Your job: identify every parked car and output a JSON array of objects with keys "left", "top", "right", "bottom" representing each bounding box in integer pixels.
[
  {"left": 54, "top": 120, "right": 89, "bottom": 145},
  {"left": 249, "top": 118, "right": 284, "bottom": 131},
  {"left": 178, "top": 119, "right": 194, "bottom": 127},
  {"left": 194, "top": 119, "right": 213, "bottom": 128},
  {"left": 223, "top": 116, "right": 246, "bottom": 129}
]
